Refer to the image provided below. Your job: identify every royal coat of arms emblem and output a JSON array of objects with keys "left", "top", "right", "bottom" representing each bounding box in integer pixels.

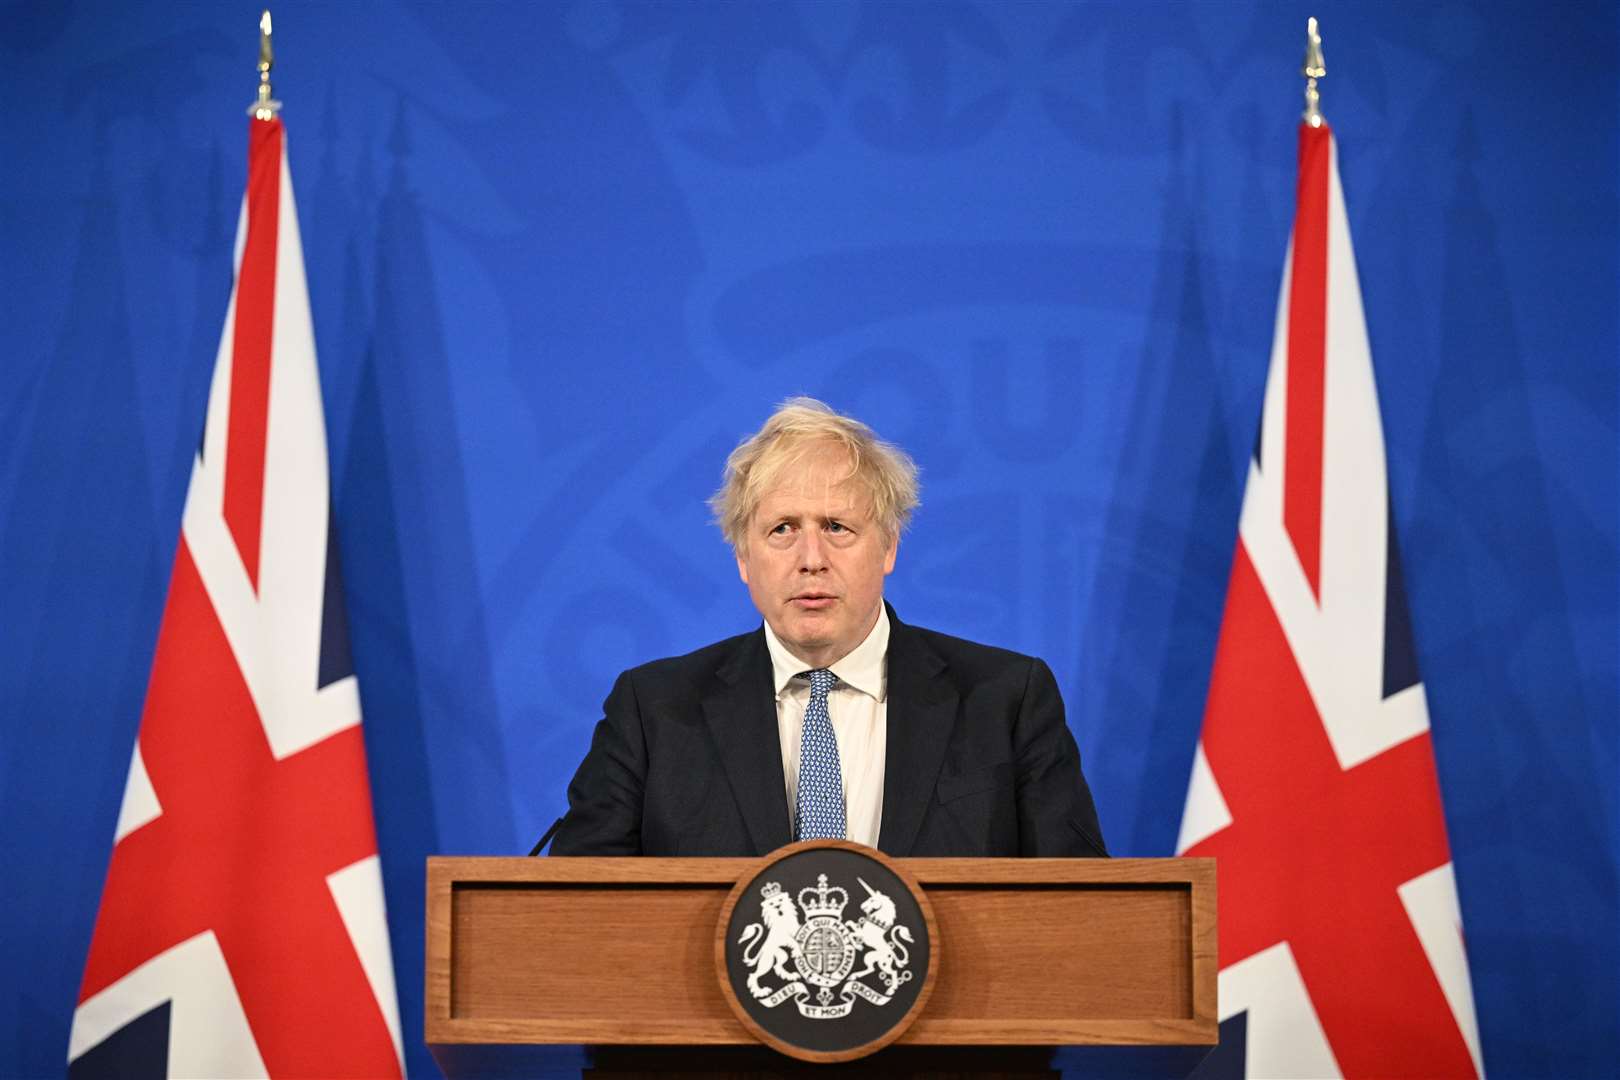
[{"left": 736, "top": 872, "right": 916, "bottom": 1019}]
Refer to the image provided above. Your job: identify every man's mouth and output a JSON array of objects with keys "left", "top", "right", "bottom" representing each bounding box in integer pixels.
[{"left": 790, "top": 593, "right": 836, "bottom": 609}]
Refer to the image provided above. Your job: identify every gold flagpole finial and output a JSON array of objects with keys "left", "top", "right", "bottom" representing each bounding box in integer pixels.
[
  {"left": 252, "top": 9, "right": 282, "bottom": 118},
  {"left": 1302, "top": 17, "right": 1326, "bottom": 127}
]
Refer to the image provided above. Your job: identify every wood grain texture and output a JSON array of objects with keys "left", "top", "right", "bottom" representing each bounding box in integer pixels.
[
  {"left": 916, "top": 887, "right": 1188, "bottom": 1020},
  {"left": 424, "top": 856, "right": 1217, "bottom": 1048}
]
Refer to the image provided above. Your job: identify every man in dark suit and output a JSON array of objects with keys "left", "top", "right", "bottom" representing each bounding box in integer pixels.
[{"left": 550, "top": 398, "right": 1106, "bottom": 858}]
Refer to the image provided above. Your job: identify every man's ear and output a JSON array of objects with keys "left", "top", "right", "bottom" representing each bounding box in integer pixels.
[
  {"left": 883, "top": 533, "right": 898, "bottom": 575},
  {"left": 736, "top": 547, "right": 750, "bottom": 585}
]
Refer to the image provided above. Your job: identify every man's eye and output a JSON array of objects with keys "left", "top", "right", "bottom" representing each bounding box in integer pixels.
[
  {"left": 769, "top": 522, "right": 791, "bottom": 535},
  {"left": 827, "top": 521, "right": 847, "bottom": 533}
]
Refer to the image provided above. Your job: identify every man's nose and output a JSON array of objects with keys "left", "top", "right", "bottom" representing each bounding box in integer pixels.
[{"left": 798, "top": 527, "right": 828, "bottom": 571}]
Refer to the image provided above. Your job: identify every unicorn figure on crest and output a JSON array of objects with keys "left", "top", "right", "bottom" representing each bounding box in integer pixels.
[{"left": 845, "top": 876, "right": 914, "bottom": 994}]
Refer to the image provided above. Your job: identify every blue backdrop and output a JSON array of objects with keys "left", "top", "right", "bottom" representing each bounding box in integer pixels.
[{"left": 2, "top": 1, "right": 1615, "bottom": 1077}]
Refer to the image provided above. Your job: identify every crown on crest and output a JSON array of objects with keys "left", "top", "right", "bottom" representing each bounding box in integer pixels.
[
  {"left": 760, "top": 881, "right": 783, "bottom": 900},
  {"left": 798, "top": 874, "right": 848, "bottom": 919}
]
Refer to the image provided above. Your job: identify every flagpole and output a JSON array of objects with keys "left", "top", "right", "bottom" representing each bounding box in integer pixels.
[
  {"left": 1302, "top": 16, "right": 1326, "bottom": 126},
  {"left": 251, "top": 9, "right": 282, "bottom": 118}
]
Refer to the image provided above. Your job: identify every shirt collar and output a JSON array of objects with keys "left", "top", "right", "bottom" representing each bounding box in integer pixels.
[{"left": 762, "top": 605, "right": 890, "bottom": 702}]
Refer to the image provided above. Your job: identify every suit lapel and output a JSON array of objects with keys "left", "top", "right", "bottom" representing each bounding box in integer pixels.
[
  {"left": 878, "top": 609, "right": 957, "bottom": 856},
  {"left": 702, "top": 629, "right": 792, "bottom": 855}
]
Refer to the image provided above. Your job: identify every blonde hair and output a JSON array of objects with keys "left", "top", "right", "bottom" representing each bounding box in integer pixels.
[{"left": 710, "top": 397, "right": 920, "bottom": 550}]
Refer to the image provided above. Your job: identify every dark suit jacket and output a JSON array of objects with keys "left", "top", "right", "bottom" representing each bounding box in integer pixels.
[{"left": 549, "top": 607, "right": 1107, "bottom": 858}]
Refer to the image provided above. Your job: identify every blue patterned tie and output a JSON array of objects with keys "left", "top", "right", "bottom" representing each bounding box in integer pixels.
[{"left": 794, "top": 669, "right": 845, "bottom": 840}]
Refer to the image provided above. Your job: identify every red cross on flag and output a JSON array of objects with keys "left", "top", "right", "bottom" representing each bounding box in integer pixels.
[
  {"left": 1176, "top": 122, "right": 1484, "bottom": 1078},
  {"left": 68, "top": 116, "right": 403, "bottom": 1077}
]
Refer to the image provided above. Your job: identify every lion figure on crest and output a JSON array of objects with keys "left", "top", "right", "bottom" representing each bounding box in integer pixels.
[
  {"left": 847, "top": 877, "right": 914, "bottom": 993},
  {"left": 737, "top": 883, "right": 802, "bottom": 999}
]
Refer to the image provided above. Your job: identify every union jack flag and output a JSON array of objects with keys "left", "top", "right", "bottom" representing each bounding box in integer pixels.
[
  {"left": 1176, "top": 123, "right": 1484, "bottom": 1078},
  {"left": 68, "top": 116, "right": 403, "bottom": 1077}
]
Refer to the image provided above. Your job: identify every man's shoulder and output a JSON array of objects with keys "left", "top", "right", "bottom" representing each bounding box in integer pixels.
[
  {"left": 895, "top": 618, "right": 1046, "bottom": 680},
  {"left": 615, "top": 627, "right": 762, "bottom": 692}
]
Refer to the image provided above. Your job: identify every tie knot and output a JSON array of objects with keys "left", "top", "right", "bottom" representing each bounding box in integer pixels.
[{"left": 802, "top": 669, "right": 837, "bottom": 696}]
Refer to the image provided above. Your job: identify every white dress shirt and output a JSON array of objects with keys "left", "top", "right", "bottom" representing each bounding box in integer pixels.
[{"left": 763, "top": 607, "right": 889, "bottom": 848}]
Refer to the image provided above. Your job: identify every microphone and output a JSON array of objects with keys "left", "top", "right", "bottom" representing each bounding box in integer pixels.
[{"left": 528, "top": 816, "right": 564, "bottom": 856}]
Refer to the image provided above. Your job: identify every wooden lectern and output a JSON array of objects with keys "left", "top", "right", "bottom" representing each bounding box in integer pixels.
[{"left": 426, "top": 856, "right": 1216, "bottom": 1076}]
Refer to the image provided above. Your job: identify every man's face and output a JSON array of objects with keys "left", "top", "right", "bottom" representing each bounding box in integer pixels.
[{"left": 736, "top": 443, "right": 898, "bottom": 669}]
